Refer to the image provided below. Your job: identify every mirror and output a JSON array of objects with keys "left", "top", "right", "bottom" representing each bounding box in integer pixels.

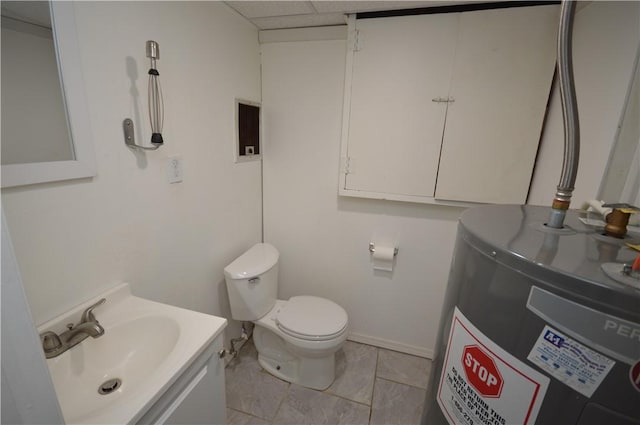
[
  {"left": 1, "top": 1, "right": 95, "bottom": 188},
  {"left": 1, "top": 1, "right": 73, "bottom": 165}
]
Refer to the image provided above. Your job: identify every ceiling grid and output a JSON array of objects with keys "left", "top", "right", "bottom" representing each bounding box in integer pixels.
[{"left": 224, "top": 1, "right": 462, "bottom": 29}]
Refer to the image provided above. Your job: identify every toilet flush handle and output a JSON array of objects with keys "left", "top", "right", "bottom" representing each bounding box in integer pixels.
[{"left": 249, "top": 277, "right": 260, "bottom": 285}]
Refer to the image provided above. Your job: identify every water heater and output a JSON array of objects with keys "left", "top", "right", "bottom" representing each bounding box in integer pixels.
[{"left": 422, "top": 205, "right": 640, "bottom": 425}]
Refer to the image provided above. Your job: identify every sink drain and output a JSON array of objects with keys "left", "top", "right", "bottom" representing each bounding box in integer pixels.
[{"left": 98, "top": 378, "right": 122, "bottom": 395}]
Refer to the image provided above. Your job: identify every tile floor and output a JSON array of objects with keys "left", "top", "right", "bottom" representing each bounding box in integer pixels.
[{"left": 225, "top": 339, "right": 431, "bottom": 425}]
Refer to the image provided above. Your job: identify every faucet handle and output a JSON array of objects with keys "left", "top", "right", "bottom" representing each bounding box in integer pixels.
[
  {"left": 80, "top": 298, "right": 106, "bottom": 323},
  {"left": 41, "top": 331, "right": 62, "bottom": 354}
]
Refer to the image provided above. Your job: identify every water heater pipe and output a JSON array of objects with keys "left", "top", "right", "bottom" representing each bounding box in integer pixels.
[{"left": 547, "top": 0, "right": 580, "bottom": 229}]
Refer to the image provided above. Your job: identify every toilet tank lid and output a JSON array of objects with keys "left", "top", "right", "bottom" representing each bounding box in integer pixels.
[{"left": 224, "top": 243, "right": 279, "bottom": 280}]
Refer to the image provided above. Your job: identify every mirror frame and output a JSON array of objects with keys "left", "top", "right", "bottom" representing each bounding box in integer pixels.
[{"left": 1, "top": 2, "right": 96, "bottom": 188}]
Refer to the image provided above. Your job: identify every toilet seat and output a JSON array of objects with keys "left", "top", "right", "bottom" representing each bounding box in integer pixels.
[{"left": 276, "top": 296, "right": 348, "bottom": 341}]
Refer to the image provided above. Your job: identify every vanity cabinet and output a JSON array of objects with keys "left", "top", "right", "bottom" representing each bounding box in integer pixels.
[
  {"left": 137, "top": 335, "right": 226, "bottom": 425},
  {"left": 339, "top": 4, "right": 559, "bottom": 205}
]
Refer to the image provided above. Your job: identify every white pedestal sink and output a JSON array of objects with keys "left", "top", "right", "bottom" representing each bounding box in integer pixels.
[{"left": 38, "top": 283, "right": 227, "bottom": 424}]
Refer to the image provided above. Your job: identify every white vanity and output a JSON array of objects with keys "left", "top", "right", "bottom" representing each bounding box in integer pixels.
[{"left": 38, "top": 283, "right": 227, "bottom": 424}]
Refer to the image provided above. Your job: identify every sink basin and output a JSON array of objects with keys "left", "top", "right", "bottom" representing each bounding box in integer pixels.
[
  {"left": 48, "top": 316, "right": 180, "bottom": 422},
  {"left": 38, "top": 283, "right": 227, "bottom": 424}
]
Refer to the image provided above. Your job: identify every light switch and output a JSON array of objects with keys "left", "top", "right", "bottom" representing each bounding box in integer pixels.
[{"left": 167, "top": 156, "right": 183, "bottom": 183}]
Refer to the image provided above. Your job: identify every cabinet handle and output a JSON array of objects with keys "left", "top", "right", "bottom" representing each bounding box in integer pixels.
[{"left": 432, "top": 97, "right": 455, "bottom": 103}]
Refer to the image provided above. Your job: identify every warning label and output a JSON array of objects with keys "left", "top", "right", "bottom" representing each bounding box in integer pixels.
[
  {"left": 527, "top": 325, "right": 615, "bottom": 398},
  {"left": 631, "top": 360, "right": 640, "bottom": 392},
  {"left": 437, "top": 308, "right": 549, "bottom": 425}
]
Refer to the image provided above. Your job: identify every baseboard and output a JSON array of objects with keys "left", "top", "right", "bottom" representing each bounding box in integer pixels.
[
  {"left": 225, "top": 330, "right": 434, "bottom": 363},
  {"left": 347, "top": 332, "right": 433, "bottom": 359}
]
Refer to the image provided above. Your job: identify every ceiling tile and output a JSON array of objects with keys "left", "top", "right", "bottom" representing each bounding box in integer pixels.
[
  {"left": 225, "top": 0, "right": 513, "bottom": 30},
  {"left": 311, "top": 1, "right": 456, "bottom": 14},
  {"left": 225, "top": 1, "right": 315, "bottom": 19}
]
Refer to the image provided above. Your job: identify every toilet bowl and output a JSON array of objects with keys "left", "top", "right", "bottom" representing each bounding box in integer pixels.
[{"left": 224, "top": 243, "right": 349, "bottom": 390}]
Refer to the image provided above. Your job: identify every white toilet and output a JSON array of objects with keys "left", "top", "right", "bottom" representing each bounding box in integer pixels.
[{"left": 224, "top": 243, "right": 349, "bottom": 390}]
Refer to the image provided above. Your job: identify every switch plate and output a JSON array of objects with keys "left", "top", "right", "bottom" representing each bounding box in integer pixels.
[{"left": 167, "top": 156, "right": 183, "bottom": 183}]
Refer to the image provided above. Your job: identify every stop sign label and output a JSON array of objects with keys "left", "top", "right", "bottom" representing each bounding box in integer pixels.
[
  {"left": 631, "top": 360, "right": 640, "bottom": 392},
  {"left": 462, "top": 345, "right": 503, "bottom": 398},
  {"left": 438, "top": 308, "right": 549, "bottom": 425}
]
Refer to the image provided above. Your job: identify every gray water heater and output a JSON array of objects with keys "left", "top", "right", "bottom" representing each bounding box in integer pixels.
[{"left": 422, "top": 205, "right": 640, "bottom": 425}]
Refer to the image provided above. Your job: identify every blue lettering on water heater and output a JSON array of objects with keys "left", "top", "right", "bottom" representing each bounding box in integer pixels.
[{"left": 544, "top": 330, "right": 565, "bottom": 348}]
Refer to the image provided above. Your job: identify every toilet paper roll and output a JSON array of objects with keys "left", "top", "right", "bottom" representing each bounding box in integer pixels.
[{"left": 372, "top": 245, "right": 395, "bottom": 272}]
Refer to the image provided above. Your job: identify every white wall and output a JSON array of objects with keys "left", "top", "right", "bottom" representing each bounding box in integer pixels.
[
  {"left": 261, "top": 1, "right": 639, "bottom": 357},
  {"left": 529, "top": 1, "right": 640, "bottom": 206},
  {"left": 599, "top": 46, "right": 640, "bottom": 204},
  {"left": 1, "top": 1, "right": 262, "bottom": 347},
  {"left": 261, "top": 36, "right": 463, "bottom": 357}
]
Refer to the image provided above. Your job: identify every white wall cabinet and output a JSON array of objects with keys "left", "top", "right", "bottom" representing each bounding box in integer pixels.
[{"left": 339, "top": 5, "right": 559, "bottom": 205}]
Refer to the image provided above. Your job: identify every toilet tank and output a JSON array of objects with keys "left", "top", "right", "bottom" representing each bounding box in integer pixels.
[{"left": 224, "top": 243, "right": 279, "bottom": 321}]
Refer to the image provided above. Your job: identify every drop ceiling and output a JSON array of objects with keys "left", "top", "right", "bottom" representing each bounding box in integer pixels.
[
  {"left": 224, "top": 1, "right": 478, "bottom": 30},
  {"left": 2, "top": 1, "right": 484, "bottom": 31}
]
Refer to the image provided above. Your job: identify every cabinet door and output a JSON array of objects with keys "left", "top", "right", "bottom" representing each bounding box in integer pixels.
[
  {"left": 434, "top": 5, "right": 559, "bottom": 204},
  {"left": 343, "top": 13, "right": 459, "bottom": 200},
  {"left": 141, "top": 337, "right": 226, "bottom": 425},
  {"left": 162, "top": 339, "right": 225, "bottom": 425}
]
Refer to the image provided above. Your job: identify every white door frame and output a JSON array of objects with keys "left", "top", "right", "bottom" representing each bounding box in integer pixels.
[{"left": 1, "top": 209, "right": 64, "bottom": 424}]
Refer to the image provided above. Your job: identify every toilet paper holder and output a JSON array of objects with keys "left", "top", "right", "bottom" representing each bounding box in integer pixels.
[{"left": 369, "top": 242, "right": 398, "bottom": 256}]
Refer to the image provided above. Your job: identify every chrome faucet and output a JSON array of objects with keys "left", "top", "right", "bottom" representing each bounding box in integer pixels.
[{"left": 40, "top": 298, "right": 106, "bottom": 359}]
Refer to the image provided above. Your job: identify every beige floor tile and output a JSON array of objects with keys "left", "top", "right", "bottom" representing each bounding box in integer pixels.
[
  {"left": 227, "top": 408, "right": 271, "bottom": 425},
  {"left": 370, "top": 378, "right": 426, "bottom": 425},
  {"left": 274, "top": 384, "right": 370, "bottom": 425},
  {"left": 325, "top": 341, "right": 378, "bottom": 405},
  {"left": 225, "top": 341, "right": 290, "bottom": 421},
  {"left": 226, "top": 339, "right": 433, "bottom": 424},
  {"left": 376, "top": 348, "right": 431, "bottom": 389}
]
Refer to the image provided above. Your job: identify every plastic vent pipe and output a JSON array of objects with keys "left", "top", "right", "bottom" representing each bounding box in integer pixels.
[{"left": 547, "top": 0, "right": 580, "bottom": 229}]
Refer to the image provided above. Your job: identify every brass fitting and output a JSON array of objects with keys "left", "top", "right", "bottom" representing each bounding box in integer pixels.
[
  {"left": 605, "top": 209, "right": 632, "bottom": 239},
  {"left": 551, "top": 198, "right": 571, "bottom": 210}
]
